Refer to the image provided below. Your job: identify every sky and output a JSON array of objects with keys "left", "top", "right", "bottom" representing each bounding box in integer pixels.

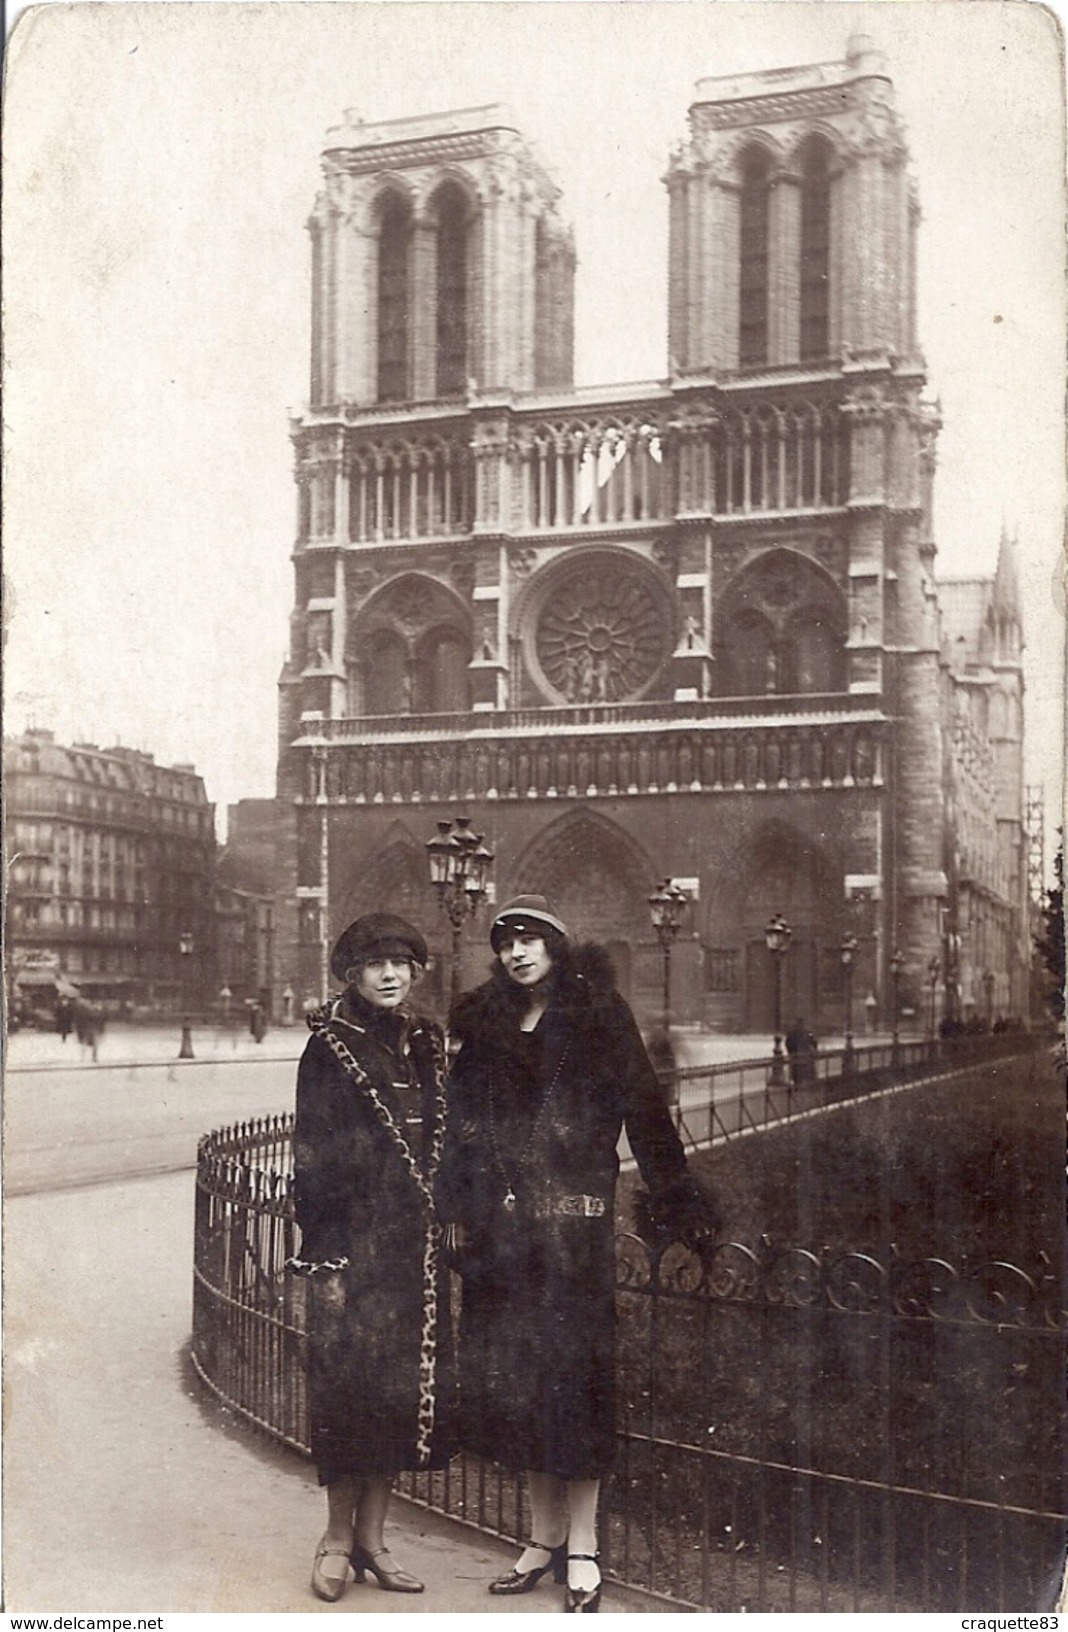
[{"left": 3, "top": 0, "right": 1065, "bottom": 851}]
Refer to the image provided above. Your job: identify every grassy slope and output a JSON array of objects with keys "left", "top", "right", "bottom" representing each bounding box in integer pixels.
[
  {"left": 611, "top": 1049, "right": 1066, "bottom": 1609},
  {"left": 636, "top": 1049, "right": 1065, "bottom": 1264}
]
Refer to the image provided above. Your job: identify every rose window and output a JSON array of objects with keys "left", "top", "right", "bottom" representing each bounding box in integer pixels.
[{"left": 534, "top": 565, "right": 669, "bottom": 703}]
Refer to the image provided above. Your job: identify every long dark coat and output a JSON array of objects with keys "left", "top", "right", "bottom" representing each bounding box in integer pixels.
[
  {"left": 438, "top": 945, "right": 713, "bottom": 1481},
  {"left": 292, "top": 992, "right": 456, "bottom": 1483}
]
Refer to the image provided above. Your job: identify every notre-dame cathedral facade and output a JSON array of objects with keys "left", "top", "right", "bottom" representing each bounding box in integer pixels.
[{"left": 275, "top": 36, "right": 1029, "bottom": 1034}]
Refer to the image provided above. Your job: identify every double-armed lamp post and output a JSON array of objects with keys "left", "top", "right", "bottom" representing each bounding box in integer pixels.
[
  {"left": 765, "top": 913, "right": 792, "bottom": 1084},
  {"left": 178, "top": 931, "right": 195, "bottom": 1060},
  {"left": 426, "top": 816, "right": 494, "bottom": 1008},
  {"left": 841, "top": 932, "right": 858, "bottom": 1073},
  {"left": 927, "top": 955, "right": 941, "bottom": 1040},
  {"left": 889, "top": 947, "right": 906, "bottom": 1065},
  {"left": 648, "top": 879, "right": 689, "bottom": 1023}
]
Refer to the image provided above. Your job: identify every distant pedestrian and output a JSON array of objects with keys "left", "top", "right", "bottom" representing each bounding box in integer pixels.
[
  {"left": 74, "top": 1001, "right": 101, "bottom": 1062},
  {"left": 785, "top": 1017, "right": 817, "bottom": 1085},
  {"left": 56, "top": 997, "right": 73, "bottom": 1042}
]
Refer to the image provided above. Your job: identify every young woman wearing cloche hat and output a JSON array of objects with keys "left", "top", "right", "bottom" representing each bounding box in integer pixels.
[
  {"left": 438, "top": 895, "right": 719, "bottom": 1613},
  {"left": 289, "top": 912, "right": 456, "bottom": 1602}
]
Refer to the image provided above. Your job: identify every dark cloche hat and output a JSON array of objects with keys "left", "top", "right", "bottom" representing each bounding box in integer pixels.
[
  {"left": 490, "top": 894, "right": 569, "bottom": 952},
  {"left": 330, "top": 913, "right": 429, "bottom": 981}
]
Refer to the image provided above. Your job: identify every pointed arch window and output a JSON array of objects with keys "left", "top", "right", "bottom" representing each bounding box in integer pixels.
[
  {"left": 722, "top": 610, "right": 777, "bottom": 696},
  {"left": 782, "top": 611, "right": 842, "bottom": 694},
  {"left": 309, "top": 219, "right": 324, "bottom": 405},
  {"left": 800, "top": 140, "right": 832, "bottom": 362},
  {"left": 435, "top": 185, "right": 469, "bottom": 397},
  {"left": 739, "top": 149, "right": 772, "bottom": 368},
  {"left": 715, "top": 553, "right": 847, "bottom": 698},
  {"left": 414, "top": 626, "right": 470, "bottom": 712},
  {"left": 377, "top": 196, "right": 411, "bottom": 404},
  {"left": 363, "top": 629, "right": 409, "bottom": 714}
]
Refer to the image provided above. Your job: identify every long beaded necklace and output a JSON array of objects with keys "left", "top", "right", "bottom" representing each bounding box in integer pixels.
[{"left": 488, "top": 1039, "right": 571, "bottom": 1213}]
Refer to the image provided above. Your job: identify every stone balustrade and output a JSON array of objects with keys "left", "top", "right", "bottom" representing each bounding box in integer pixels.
[{"left": 295, "top": 704, "right": 885, "bottom": 805}]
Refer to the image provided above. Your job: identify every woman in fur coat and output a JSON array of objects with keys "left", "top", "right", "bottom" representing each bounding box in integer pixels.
[
  {"left": 290, "top": 913, "right": 455, "bottom": 1602},
  {"left": 439, "top": 895, "right": 718, "bottom": 1613}
]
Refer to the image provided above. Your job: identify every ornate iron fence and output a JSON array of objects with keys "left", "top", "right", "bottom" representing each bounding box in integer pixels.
[
  {"left": 192, "top": 1050, "right": 1065, "bottom": 1612},
  {"left": 657, "top": 1029, "right": 1037, "bottom": 1154}
]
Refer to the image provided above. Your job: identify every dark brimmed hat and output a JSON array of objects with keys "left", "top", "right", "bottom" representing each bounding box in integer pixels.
[
  {"left": 490, "top": 894, "right": 569, "bottom": 952},
  {"left": 330, "top": 913, "right": 428, "bottom": 981}
]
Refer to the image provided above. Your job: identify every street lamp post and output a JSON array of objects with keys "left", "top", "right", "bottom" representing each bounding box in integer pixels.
[
  {"left": 648, "top": 879, "right": 689, "bottom": 1023},
  {"left": 426, "top": 815, "right": 494, "bottom": 1009},
  {"left": 927, "top": 955, "right": 941, "bottom": 1041},
  {"left": 841, "top": 933, "right": 858, "bottom": 1074},
  {"left": 982, "top": 968, "right": 995, "bottom": 1030},
  {"left": 178, "top": 931, "right": 195, "bottom": 1060},
  {"left": 889, "top": 948, "right": 906, "bottom": 1066},
  {"left": 764, "top": 913, "right": 792, "bottom": 1085}
]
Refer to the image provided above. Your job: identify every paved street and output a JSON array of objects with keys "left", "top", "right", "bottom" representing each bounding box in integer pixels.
[
  {"left": 6, "top": 1020, "right": 816, "bottom": 1195},
  {"left": 5, "top": 1053, "right": 300, "bottom": 1195},
  {"left": 6, "top": 1019, "right": 307, "bottom": 1072}
]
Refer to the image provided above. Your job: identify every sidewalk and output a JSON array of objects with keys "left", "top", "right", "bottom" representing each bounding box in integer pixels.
[
  {"left": 6, "top": 1019, "right": 308, "bottom": 1071},
  {"left": 7, "top": 1018, "right": 877, "bottom": 1074},
  {"left": 5, "top": 1169, "right": 657, "bottom": 1613}
]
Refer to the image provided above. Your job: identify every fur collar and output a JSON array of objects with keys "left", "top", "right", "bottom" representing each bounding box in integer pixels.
[
  {"left": 450, "top": 940, "right": 618, "bottom": 1047},
  {"left": 307, "top": 993, "right": 438, "bottom": 1051}
]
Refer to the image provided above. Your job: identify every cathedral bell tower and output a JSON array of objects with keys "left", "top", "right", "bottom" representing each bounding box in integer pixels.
[
  {"left": 666, "top": 34, "right": 919, "bottom": 376},
  {"left": 307, "top": 104, "right": 575, "bottom": 409},
  {"left": 660, "top": 34, "right": 946, "bottom": 1018}
]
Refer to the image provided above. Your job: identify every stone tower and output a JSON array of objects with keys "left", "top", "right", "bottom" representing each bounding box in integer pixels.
[
  {"left": 663, "top": 34, "right": 949, "bottom": 1013},
  {"left": 307, "top": 104, "right": 574, "bottom": 411}
]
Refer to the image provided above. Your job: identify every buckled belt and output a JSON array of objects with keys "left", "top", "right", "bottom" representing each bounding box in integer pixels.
[{"left": 550, "top": 1193, "right": 607, "bottom": 1218}]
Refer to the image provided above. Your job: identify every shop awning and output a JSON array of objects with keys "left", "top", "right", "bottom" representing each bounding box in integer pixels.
[{"left": 14, "top": 970, "right": 80, "bottom": 997}]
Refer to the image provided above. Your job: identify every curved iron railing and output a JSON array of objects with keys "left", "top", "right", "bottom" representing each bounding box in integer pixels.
[{"left": 192, "top": 1046, "right": 1065, "bottom": 1611}]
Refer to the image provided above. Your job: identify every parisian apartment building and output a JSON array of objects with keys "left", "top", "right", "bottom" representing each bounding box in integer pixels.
[
  {"left": 5, "top": 730, "right": 218, "bottom": 1012},
  {"left": 271, "top": 34, "right": 1031, "bottom": 1032},
  {"left": 5, "top": 734, "right": 287, "bottom": 1018}
]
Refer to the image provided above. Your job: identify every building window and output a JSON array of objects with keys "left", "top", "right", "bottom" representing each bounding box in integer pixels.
[
  {"left": 717, "top": 564, "right": 847, "bottom": 699},
  {"left": 434, "top": 185, "right": 468, "bottom": 398},
  {"left": 739, "top": 149, "right": 772, "bottom": 368},
  {"left": 800, "top": 139, "right": 831, "bottom": 361},
  {"left": 377, "top": 195, "right": 411, "bottom": 404}
]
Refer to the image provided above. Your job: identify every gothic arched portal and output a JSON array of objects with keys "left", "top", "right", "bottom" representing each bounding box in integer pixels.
[
  {"left": 332, "top": 831, "right": 427, "bottom": 937},
  {"left": 707, "top": 820, "right": 841, "bottom": 1033},
  {"left": 511, "top": 811, "right": 655, "bottom": 1001}
]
